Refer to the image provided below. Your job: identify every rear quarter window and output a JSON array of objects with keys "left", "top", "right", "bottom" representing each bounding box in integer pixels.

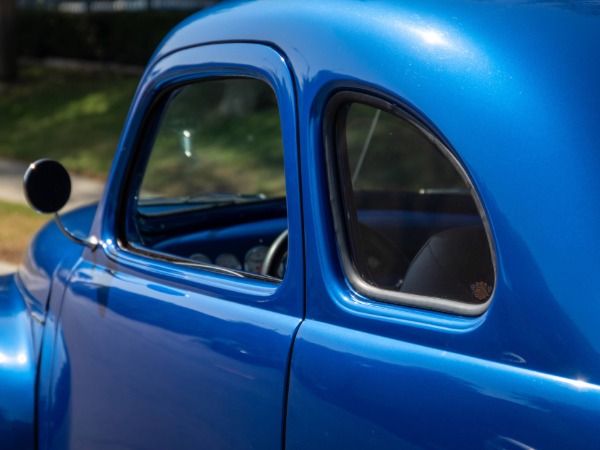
[{"left": 326, "top": 92, "right": 495, "bottom": 316}]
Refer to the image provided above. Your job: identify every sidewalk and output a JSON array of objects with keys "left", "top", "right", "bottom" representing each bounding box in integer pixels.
[
  {"left": 0, "top": 158, "right": 105, "bottom": 273},
  {"left": 0, "top": 261, "right": 17, "bottom": 275},
  {"left": 0, "top": 159, "right": 105, "bottom": 211}
]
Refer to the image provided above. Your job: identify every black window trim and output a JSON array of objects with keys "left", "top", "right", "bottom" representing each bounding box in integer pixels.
[{"left": 324, "top": 90, "right": 496, "bottom": 317}]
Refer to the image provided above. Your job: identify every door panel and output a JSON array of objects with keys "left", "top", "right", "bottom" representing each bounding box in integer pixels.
[
  {"left": 40, "top": 43, "right": 303, "bottom": 450},
  {"left": 286, "top": 321, "right": 600, "bottom": 449},
  {"left": 287, "top": 87, "right": 600, "bottom": 449},
  {"left": 52, "top": 264, "right": 299, "bottom": 449}
]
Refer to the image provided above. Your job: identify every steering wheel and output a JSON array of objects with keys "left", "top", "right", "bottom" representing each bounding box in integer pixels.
[
  {"left": 262, "top": 224, "right": 409, "bottom": 287},
  {"left": 262, "top": 229, "right": 289, "bottom": 279}
]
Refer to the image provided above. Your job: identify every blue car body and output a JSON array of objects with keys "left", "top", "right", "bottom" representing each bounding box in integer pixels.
[{"left": 4, "top": 0, "right": 600, "bottom": 448}]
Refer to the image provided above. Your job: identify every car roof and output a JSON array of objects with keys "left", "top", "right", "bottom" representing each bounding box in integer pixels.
[
  {"left": 150, "top": 0, "right": 600, "bottom": 147},
  {"left": 154, "top": 0, "right": 600, "bottom": 96}
]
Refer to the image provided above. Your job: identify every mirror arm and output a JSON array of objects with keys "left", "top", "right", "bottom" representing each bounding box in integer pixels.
[{"left": 53, "top": 213, "right": 99, "bottom": 250}]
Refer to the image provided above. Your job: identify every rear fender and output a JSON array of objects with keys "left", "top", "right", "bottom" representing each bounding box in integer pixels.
[{"left": 0, "top": 273, "right": 35, "bottom": 449}]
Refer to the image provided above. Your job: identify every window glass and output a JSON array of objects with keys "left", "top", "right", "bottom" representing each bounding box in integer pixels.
[
  {"left": 333, "top": 100, "right": 494, "bottom": 308},
  {"left": 140, "top": 79, "right": 285, "bottom": 200},
  {"left": 127, "top": 78, "right": 288, "bottom": 280},
  {"left": 345, "top": 103, "right": 466, "bottom": 193}
]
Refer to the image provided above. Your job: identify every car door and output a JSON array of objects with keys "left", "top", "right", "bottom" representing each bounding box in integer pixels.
[
  {"left": 38, "top": 43, "right": 303, "bottom": 450},
  {"left": 285, "top": 89, "right": 600, "bottom": 449}
]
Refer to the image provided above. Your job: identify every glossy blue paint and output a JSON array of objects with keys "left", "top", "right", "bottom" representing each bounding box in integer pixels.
[
  {"left": 10, "top": 0, "right": 600, "bottom": 448},
  {"left": 155, "top": 2, "right": 600, "bottom": 381},
  {"left": 287, "top": 321, "right": 600, "bottom": 449},
  {"left": 37, "top": 41, "right": 304, "bottom": 449},
  {"left": 0, "top": 205, "right": 93, "bottom": 450},
  {"left": 285, "top": 1, "right": 600, "bottom": 446},
  {"left": 17, "top": 206, "right": 96, "bottom": 356},
  {"left": 0, "top": 274, "right": 35, "bottom": 449},
  {"left": 40, "top": 261, "right": 300, "bottom": 448},
  {"left": 18, "top": 205, "right": 95, "bottom": 315},
  {"left": 98, "top": 42, "right": 303, "bottom": 316},
  {"left": 36, "top": 260, "right": 75, "bottom": 450}
]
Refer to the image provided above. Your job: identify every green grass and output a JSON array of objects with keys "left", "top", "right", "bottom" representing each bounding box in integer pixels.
[
  {"left": 0, "top": 65, "right": 139, "bottom": 178},
  {"left": 0, "top": 65, "right": 137, "bottom": 261}
]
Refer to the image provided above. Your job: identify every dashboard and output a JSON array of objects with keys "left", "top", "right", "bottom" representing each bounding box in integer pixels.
[{"left": 152, "top": 216, "right": 287, "bottom": 277}]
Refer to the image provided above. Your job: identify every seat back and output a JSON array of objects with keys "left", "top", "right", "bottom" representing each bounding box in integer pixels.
[{"left": 401, "top": 227, "right": 494, "bottom": 304}]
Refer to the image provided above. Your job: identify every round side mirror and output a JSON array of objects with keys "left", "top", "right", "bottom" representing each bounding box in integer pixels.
[{"left": 23, "top": 159, "right": 71, "bottom": 214}]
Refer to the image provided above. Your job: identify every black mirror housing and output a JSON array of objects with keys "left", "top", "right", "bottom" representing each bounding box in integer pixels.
[{"left": 23, "top": 159, "right": 71, "bottom": 214}]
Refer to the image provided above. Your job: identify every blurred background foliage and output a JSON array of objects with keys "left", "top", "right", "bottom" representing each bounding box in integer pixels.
[
  {"left": 1, "top": 0, "right": 223, "bottom": 177},
  {"left": 0, "top": 64, "right": 138, "bottom": 177},
  {"left": 141, "top": 78, "right": 286, "bottom": 199},
  {"left": 0, "top": 0, "right": 222, "bottom": 263},
  {"left": 18, "top": 10, "right": 191, "bottom": 65}
]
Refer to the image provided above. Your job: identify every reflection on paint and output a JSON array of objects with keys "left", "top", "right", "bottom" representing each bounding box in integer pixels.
[
  {"left": 487, "top": 435, "right": 536, "bottom": 450},
  {"left": 410, "top": 27, "right": 450, "bottom": 47},
  {"left": 0, "top": 352, "right": 28, "bottom": 366},
  {"left": 381, "top": 15, "right": 490, "bottom": 73},
  {"left": 569, "top": 376, "right": 595, "bottom": 391}
]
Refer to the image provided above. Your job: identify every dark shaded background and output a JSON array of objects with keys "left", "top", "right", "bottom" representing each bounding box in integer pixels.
[{"left": 0, "top": 0, "right": 223, "bottom": 83}]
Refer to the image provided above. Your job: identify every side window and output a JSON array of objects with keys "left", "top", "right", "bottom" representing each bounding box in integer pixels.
[
  {"left": 125, "top": 78, "right": 288, "bottom": 280},
  {"left": 328, "top": 95, "right": 494, "bottom": 314}
]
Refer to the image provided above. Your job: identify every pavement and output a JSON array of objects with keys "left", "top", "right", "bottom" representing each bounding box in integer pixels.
[
  {"left": 0, "top": 261, "right": 17, "bottom": 275},
  {"left": 0, "top": 158, "right": 105, "bottom": 274}
]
